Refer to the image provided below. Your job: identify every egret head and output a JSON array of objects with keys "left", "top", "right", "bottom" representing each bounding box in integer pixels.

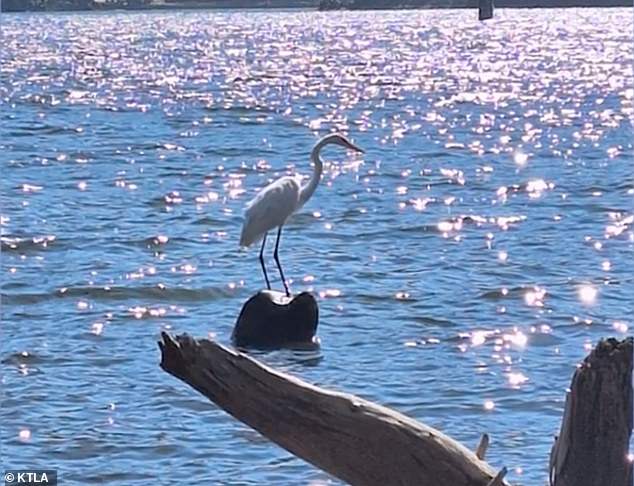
[{"left": 318, "top": 133, "right": 365, "bottom": 154}]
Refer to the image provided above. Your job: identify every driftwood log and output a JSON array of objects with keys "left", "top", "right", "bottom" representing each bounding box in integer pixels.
[
  {"left": 159, "top": 332, "right": 508, "bottom": 486},
  {"left": 549, "top": 337, "right": 633, "bottom": 486},
  {"left": 159, "top": 334, "right": 632, "bottom": 485}
]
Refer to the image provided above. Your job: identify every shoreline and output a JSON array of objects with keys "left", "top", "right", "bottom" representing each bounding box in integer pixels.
[{"left": 2, "top": 0, "right": 631, "bottom": 12}]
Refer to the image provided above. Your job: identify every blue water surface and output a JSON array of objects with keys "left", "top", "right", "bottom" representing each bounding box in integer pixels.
[{"left": 1, "top": 8, "right": 632, "bottom": 485}]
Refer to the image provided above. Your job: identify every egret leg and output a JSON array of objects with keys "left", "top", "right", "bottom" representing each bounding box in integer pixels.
[
  {"left": 259, "top": 232, "right": 271, "bottom": 290},
  {"left": 273, "top": 225, "right": 290, "bottom": 296}
]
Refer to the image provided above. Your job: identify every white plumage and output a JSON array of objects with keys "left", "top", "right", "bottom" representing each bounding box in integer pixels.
[
  {"left": 240, "top": 133, "right": 364, "bottom": 296},
  {"left": 240, "top": 176, "right": 301, "bottom": 247}
]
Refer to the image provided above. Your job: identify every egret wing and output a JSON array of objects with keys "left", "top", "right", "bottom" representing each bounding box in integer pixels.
[{"left": 240, "top": 177, "right": 301, "bottom": 247}]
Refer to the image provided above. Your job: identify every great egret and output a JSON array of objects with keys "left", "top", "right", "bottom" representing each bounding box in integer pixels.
[{"left": 239, "top": 133, "right": 364, "bottom": 296}]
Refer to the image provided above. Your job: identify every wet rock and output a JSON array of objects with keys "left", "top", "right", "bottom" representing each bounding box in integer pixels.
[{"left": 232, "top": 290, "right": 319, "bottom": 349}]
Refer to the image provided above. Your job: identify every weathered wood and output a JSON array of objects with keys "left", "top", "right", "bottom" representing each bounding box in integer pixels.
[
  {"left": 232, "top": 290, "right": 319, "bottom": 349},
  {"left": 486, "top": 467, "right": 507, "bottom": 486},
  {"left": 159, "top": 332, "right": 507, "bottom": 486},
  {"left": 549, "top": 337, "right": 633, "bottom": 486},
  {"left": 159, "top": 332, "right": 632, "bottom": 485},
  {"left": 476, "top": 433, "right": 490, "bottom": 460}
]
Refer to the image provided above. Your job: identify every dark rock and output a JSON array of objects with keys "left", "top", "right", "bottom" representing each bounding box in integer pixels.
[{"left": 232, "top": 290, "right": 319, "bottom": 349}]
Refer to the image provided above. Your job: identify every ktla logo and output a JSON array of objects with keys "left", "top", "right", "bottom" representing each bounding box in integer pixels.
[{"left": 4, "top": 471, "right": 57, "bottom": 485}]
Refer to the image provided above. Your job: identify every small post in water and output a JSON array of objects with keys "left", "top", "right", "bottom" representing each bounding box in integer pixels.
[{"left": 479, "top": 0, "right": 494, "bottom": 21}]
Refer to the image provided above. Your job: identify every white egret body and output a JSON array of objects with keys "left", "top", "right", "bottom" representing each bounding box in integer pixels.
[{"left": 240, "top": 133, "right": 364, "bottom": 295}]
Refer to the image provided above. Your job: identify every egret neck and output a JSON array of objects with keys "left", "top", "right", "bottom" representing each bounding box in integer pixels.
[{"left": 298, "top": 140, "right": 325, "bottom": 207}]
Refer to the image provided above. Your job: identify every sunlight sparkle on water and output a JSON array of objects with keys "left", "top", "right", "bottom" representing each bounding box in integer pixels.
[
  {"left": 195, "top": 191, "right": 220, "bottom": 204},
  {"left": 524, "top": 287, "right": 546, "bottom": 307},
  {"left": 91, "top": 322, "right": 104, "bottom": 336},
  {"left": 319, "top": 289, "right": 341, "bottom": 298},
  {"left": 438, "top": 220, "right": 462, "bottom": 235},
  {"left": 612, "top": 321, "right": 629, "bottom": 334},
  {"left": 439, "top": 168, "right": 465, "bottom": 185},
  {"left": 438, "top": 221, "right": 453, "bottom": 233},
  {"left": 504, "top": 330, "right": 528, "bottom": 348},
  {"left": 179, "top": 264, "right": 197, "bottom": 274},
  {"left": 514, "top": 152, "right": 528, "bottom": 166},
  {"left": 410, "top": 197, "right": 432, "bottom": 211},
  {"left": 76, "top": 300, "right": 89, "bottom": 310},
  {"left": 18, "top": 428, "right": 31, "bottom": 442},
  {"left": 129, "top": 306, "right": 147, "bottom": 319},
  {"left": 495, "top": 215, "right": 525, "bottom": 231},
  {"left": 508, "top": 372, "right": 529, "bottom": 388},
  {"left": 471, "top": 331, "right": 488, "bottom": 347},
  {"left": 526, "top": 179, "right": 553, "bottom": 199},
  {"left": 484, "top": 400, "right": 495, "bottom": 411},
  {"left": 578, "top": 284, "right": 598, "bottom": 305},
  {"left": 22, "top": 183, "right": 43, "bottom": 193}
]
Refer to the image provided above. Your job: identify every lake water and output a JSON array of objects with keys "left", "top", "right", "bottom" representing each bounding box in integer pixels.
[{"left": 1, "top": 8, "right": 632, "bottom": 485}]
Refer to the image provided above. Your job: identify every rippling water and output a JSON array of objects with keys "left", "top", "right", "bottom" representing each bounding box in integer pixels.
[{"left": 1, "top": 8, "right": 632, "bottom": 485}]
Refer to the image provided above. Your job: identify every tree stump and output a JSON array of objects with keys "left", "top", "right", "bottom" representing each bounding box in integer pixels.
[
  {"left": 232, "top": 290, "right": 319, "bottom": 349},
  {"left": 549, "top": 337, "right": 633, "bottom": 486}
]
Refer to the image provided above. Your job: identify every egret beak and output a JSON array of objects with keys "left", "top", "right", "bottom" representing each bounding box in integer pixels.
[{"left": 346, "top": 140, "right": 365, "bottom": 154}]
